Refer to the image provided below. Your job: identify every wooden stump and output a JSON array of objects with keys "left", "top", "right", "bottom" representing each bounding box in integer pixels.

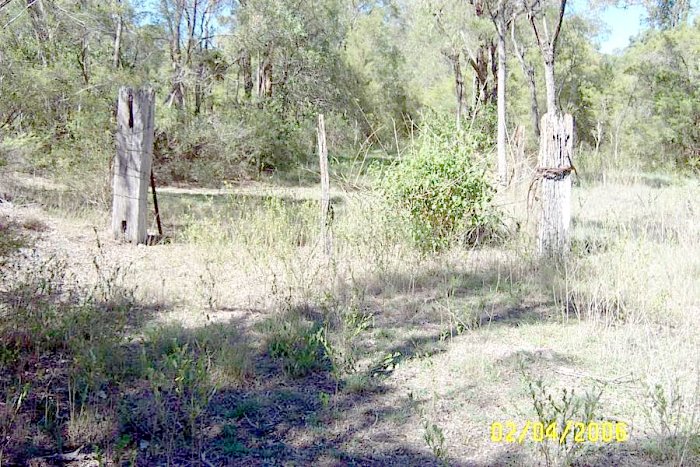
[
  {"left": 111, "top": 87, "right": 155, "bottom": 244},
  {"left": 537, "top": 112, "right": 574, "bottom": 257},
  {"left": 317, "top": 114, "right": 332, "bottom": 258}
]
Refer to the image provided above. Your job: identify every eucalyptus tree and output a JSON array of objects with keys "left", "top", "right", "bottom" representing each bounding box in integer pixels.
[
  {"left": 621, "top": 21, "right": 700, "bottom": 167},
  {"left": 483, "top": 0, "right": 522, "bottom": 186},
  {"left": 644, "top": 0, "right": 691, "bottom": 29},
  {"left": 511, "top": 18, "right": 541, "bottom": 138},
  {"left": 230, "top": 0, "right": 350, "bottom": 108},
  {"left": 158, "top": 0, "right": 223, "bottom": 110},
  {"left": 523, "top": 0, "right": 568, "bottom": 114},
  {"left": 406, "top": 0, "right": 495, "bottom": 128}
]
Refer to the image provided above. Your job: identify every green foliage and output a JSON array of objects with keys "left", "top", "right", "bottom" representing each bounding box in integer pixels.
[
  {"left": 522, "top": 365, "right": 605, "bottom": 467},
  {"left": 260, "top": 311, "right": 326, "bottom": 378},
  {"left": 0, "top": 382, "right": 30, "bottom": 460},
  {"left": 141, "top": 341, "right": 216, "bottom": 439},
  {"left": 621, "top": 24, "right": 700, "bottom": 170},
  {"left": 423, "top": 420, "right": 448, "bottom": 464},
  {"left": 382, "top": 112, "right": 496, "bottom": 252},
  {"left": 1, "top": 0, "right": 699, "bottom": 189},
  {"left": 640, "top": 378, "right": 700, "bottom": 463},
  {"left": 154, "top": 102, "right": 313, "bottom": 184},
  {"left": 219, "top": 423, "right": 249, "bottom": 456},
  {"left": 344, "top": 6, "right": 412, "bottom": 141},
  {"left": 316, "top": 304, "right": 373, "bottom": 379},
  {"left": 0, "top": 253, "right": 129, "bottom": 358}
]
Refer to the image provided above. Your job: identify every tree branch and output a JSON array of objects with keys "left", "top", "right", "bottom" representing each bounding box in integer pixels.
[
  {"left": 551, "top": 0, "right": 567, "bottom": 51},
  {"left": 542, "top": 14, "right": 550, "bottom": 43},
  {"left": 528, "top": 13, "right": 542, "bottom": 50},
  {"left": 510, "top": 21, "right": 527, "bottom": 67}
]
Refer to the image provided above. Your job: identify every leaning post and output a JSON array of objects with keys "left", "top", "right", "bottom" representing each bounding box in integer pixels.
[{"left": 111, "top": 87, "right": 155, "bottom": 244}]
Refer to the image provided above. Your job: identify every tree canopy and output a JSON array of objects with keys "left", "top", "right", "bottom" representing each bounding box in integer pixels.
[{"left": 0, "top": 0, "right": 698, "bottom": 184}]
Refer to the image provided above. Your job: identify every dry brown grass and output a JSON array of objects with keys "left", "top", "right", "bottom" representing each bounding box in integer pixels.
[{"left": 1, "top": 169, "right": 699, "bottom": 465}]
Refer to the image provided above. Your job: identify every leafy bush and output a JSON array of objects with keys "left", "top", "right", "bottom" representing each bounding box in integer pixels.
[
  {"left": 381, "top": 112, "right": 496, "bottom": 251},
  {"left": 154, "top": 102, "right": 313, "bottom": 185},
  {"left": 259, "top": 309, "right": 326, "bottom": 378}
]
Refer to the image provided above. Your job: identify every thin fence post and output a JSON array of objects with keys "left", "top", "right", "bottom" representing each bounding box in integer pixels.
[{"left": 318, "top": 114, "right": 332, "bottom": 258}]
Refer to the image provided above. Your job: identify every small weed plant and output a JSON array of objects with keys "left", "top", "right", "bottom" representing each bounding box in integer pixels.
[
  {"left": 640, "top": 377, "right": 700, "bottom": 464},
  {"left": 521, "top": 366, "right": 605, "bottom": 467}
]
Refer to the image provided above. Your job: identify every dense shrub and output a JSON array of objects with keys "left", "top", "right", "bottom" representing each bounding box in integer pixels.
[
  {"left": 381, "top": 112, "right": 496, "bottom": 252},
  {"left": 153, "top": 103, "right": 315, "bottom": 185}
]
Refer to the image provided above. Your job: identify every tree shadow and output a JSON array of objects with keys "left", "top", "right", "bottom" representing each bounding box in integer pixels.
[
  {"left": 2, "top": 249, "right": 687, "bottom": 467},
  {"left": 105, "top": 308, "right": 462, "bottom": 465},
  {"left": 331, "top": 262, "right": 552, "bottom": 372},
  {"left": 1, "top": 206, "right": 665, "bottom": 465}
]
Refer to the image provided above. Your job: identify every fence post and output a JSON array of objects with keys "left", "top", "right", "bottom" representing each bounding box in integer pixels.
[
  {"left": 537, "top": 112, "right": 575, "bottom": 257},
  {"left": 317, "top": 114, "right": 332, "bottom": 258},
  {"left": 111, "top": 87, "right": 155, "bottom": 244}
]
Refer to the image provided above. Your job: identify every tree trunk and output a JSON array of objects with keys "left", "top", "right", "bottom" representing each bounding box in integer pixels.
[
  {"left": 78, "top": 36, "right": 90, "bottom": 85},
  {"left": 167, "top": 64, "right": 185, "bottom": 109},
  {"left": 194, "top": 61, "right": 204, "bottom": 115},
  {"left": 256, "top": 49, "right": 273, "bottom": 99},
  {"left": 163, "top": 0, "right": 185, "bottom": 110},
  {"left": 470, "top": 45, "right": 490, "bottom": 108},
  {"left": 527, "top": 0, "right": 571, "bottom": 258},
  {"left": 496, "top": 21, "right": 507, "bottom": 187},
  {"left": 240, "top": 50, "right": 253, "bottom": 98},
  {"left": 513, "top": 124, "right": 525, "bottom": 184},
  {"left": 448, "top": 51, "right": 465, "bottom": 130},
  {"left": 469, "top": 0, "right": 495, "bottom": 109},
  {"left": 489, "top": 40, "right": 498, "bottom": 103},
  {"left": 511, "top": 24, "right": 540, "bottom": 138},
  {"left": 27, "top": 0, "right": 51, "bottom": 66},
  {"left": 543, "top": 51, "right": 557, "bottom": 114},
  {"left": 525, "top": 66, "right": 541, "bottom": 138},
  {"left": 76, "top": 0, "right": 90, "bottom": 84},
  {"left": 537, "top": 112, "right": 574, "bottom": 257},
  {"left": 112, "top": 1, "right": 123, "bottom": 69}
]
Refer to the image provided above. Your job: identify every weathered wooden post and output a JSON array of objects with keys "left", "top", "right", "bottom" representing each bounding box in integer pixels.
[
  {"left": 111, "top": 87, "right": 155, "bottom": 244},
  {"left": 537, "top": 112, "right": 574, "bottom": 257},
  {"left": 317, "top": 114, "right": 332, "bottom": 258}
]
